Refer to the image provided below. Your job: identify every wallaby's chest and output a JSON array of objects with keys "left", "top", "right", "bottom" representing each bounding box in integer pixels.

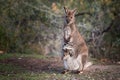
[{"left": 64, "top": 26, "right": 71, "bottom": 40}]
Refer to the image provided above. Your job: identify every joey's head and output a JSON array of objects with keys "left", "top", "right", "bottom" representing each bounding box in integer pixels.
[{"left": 64, "top": 7, "right": 77, "bottom": 24}]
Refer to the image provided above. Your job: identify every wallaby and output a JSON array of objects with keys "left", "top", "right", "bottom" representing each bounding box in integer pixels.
[{"left": 62, "top": 7, "right": 92, "bottom": 74}]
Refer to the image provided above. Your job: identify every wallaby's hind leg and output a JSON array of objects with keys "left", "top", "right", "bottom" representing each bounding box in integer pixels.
[
  {"left": 76, "top": 55, "right": 83, "bottom": 74},
  {"left": 77, "top": 54, "right": 88, "bottom": 74},
  {"left": 81, "top": 55, "right": 88, "bottom": 71}
]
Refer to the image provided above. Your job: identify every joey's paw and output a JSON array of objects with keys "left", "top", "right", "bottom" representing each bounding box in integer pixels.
[
  {"left": 61, "top": 70, "right": 69, "bottom": 74},
  {"left": 76, "top": 70, "right": 83, "bottom": 74}
]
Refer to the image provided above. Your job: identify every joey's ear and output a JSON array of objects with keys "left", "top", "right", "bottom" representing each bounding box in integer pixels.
[
  {"left": 64, "top": 6, "right": 68, "bottom": 13},
  {"left": 72, "top": 8, "right": 77, "bottom": 15}
]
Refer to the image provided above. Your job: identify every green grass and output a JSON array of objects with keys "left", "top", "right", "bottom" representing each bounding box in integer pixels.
[
  {"left": 0, "top": 53, "right": 46, "bottom": 60},
  {"left": 0, "top": 69, "right": 119, "bottom": 80},
  {"left": 0, "top": 63, "right": 25, "bottom": 73},
  {"left": 1, "top": 72, "right": 54, "bottom": 80},
  {"left": 0, "top": 62, "right": 111, "bottom": 80},
  {"left": 0, "top": 69, "right": 95, "bottom": 80},
  {"left": 0, "top": 53, "right": 119, "bottom": 80},
  {"left": 0, "top": 53, "right": 63, "bottom": 80},
  {"left": 0, "top": 54, "right": 15, "bottom": 60},
  {"left": 0, "top": 62, "right": 75, "bottom": 80},
  {"left": 0, "top": 63, "right": 27, "bottom": 80},
  {"left": 0, "top": 53, "right": 83, "bottom": 80}
]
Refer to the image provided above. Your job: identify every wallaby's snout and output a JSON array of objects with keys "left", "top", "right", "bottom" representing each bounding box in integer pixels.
[{"left": 66, "top": 18, "right": 69, "bottom": 24}]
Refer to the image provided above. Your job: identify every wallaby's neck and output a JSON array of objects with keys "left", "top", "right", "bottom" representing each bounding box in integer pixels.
[
  {"left": 69, "top": 22, "right": 75, "bottom": 26},
  {"left": 70, "top": 22, "right": 77, "bottom": 31}
]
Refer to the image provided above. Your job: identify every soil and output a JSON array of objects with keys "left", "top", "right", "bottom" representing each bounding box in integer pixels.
[
  {"left": 0, "top": 56, "right": 119, "bottom": 73},
  {"left": 0, "top": 56, "right": 120, "bottom": 80}
]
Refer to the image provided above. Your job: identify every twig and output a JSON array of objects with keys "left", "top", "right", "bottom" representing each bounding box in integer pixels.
[{"left": 75, "top": 12, "right": 92, "bottom": 17}]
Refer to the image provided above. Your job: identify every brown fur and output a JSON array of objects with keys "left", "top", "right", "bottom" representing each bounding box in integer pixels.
[{"left": 63, "top": 7, "right": 89, "bottom": 73}]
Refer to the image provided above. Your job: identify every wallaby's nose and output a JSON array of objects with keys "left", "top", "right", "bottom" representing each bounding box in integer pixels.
[{"left": 66, "top": 19, "right": 69, "bottom": 24}]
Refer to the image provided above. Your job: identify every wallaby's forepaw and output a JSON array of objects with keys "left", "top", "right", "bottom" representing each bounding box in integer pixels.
[{"left": 61, "top": 70, "right": 69, "bottom": 74}]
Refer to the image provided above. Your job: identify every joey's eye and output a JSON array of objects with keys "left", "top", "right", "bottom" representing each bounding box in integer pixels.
[{"left": 71, "top": 17, "right": 72, "bottom": 18}]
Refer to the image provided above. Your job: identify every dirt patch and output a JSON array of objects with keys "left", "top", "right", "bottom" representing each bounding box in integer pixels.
[
  {"left": 0, "top": 57, "right": 63, "bottom": 73},
  {"left": 0, "top": 57, "right": 120, "bottom": 73}
]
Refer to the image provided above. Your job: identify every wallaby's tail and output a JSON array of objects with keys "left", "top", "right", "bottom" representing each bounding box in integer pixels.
[{"left": 84, "top": 62, "right": 92, "bottom": 70}]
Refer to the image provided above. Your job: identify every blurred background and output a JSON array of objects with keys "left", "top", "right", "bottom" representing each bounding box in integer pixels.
[{"left": 0, "top": 0, "right": 120, "bottom": 61}]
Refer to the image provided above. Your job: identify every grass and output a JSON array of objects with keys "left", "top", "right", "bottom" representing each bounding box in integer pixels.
[
  {"left": 0, "top": 63, "right": 25, "bottom": 73},
  {"left": 0, "top": 53, "right": 46, "bottom": 60},
  {"left": 0, "top": 53, "right": 90, "bottom": 80},
  {"left": 0, "top": 70, "right": 97, "bottom": 80},
  {"left": 0, "top": 53, "right": 15, "bottom": 60},
  {"left": 0, "top": 53, "right": 51, "bottom": 80},
  {"left": 0, "top": 53, "right": 46, "bottom": 80},
  {"left": 0, "top": 72, "right": 64, "bottom": 80},
  {"left": 0, "top": 53, "right": 119, "bottom": 80},
  {"left": 0, "top": 62, "right": 77, "bottom": 80},
  {"left": 0, "top": 63, "right": 27, "bottom": 80}
]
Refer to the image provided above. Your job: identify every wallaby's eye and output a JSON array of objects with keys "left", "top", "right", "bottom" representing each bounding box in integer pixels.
[{"left": 71, "top": 17, "right": 72, "bottom": 19}]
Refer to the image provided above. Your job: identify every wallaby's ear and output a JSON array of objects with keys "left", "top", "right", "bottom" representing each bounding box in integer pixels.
[
  {"left": 72, "top": 8, "right": 77, "bottom": 15},
  {"left": 64, "top": 6, "right": 68, "bottom": 13}
]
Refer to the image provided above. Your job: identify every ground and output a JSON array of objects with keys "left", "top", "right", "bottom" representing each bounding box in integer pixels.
[{"left": 0, "top": 53, "right": 120, "bottom": 80}]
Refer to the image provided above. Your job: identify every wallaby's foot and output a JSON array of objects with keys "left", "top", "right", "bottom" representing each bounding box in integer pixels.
[
  {"left": 76, "top": 70, "right": 83, "bottom": 74},
  {"left": 61, "top": 70, "right": 69, "bottom": 74}
]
